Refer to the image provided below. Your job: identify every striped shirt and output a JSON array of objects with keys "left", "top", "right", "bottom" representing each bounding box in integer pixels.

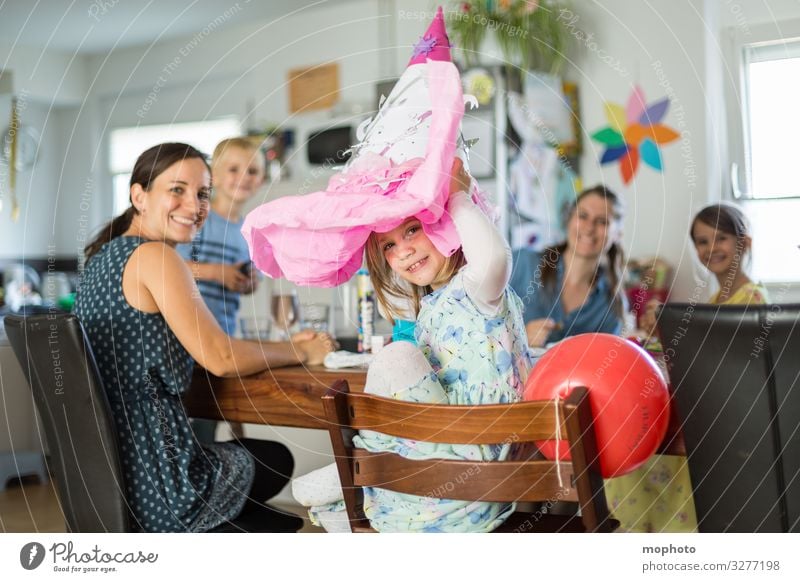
[{"left": 177, "top": 210, "right": 250, "bottom": 334}]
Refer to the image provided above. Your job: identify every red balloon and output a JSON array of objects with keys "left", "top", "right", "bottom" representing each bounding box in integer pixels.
[{"left": 524, "top": 333, "right": 669, "bottom": 478}]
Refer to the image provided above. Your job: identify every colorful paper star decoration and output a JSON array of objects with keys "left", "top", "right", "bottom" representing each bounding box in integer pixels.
[{"left": 591, "top": 86, "right": 680, "bottom": 184}]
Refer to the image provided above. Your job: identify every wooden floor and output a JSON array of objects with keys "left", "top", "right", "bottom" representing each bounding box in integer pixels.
[
  {"left": 0, "top": 478, "right": 322, "bottom": 533},
  {"left": 0, "top": 478, "right": 66, "bottom": 533}
]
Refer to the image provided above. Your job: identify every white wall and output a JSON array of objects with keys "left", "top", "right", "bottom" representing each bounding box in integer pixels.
[
  {"left": 0, "top": 42, "right": 87, "bottom": 105},
  {"left": 561, "top": 0, "right": 713, "bottom": 301},
  {"left": 0, "top": 98, "right": 65, "bottom": 258},
  {"left": 0, "top": 40, "right": 90, "bottom": 258}
]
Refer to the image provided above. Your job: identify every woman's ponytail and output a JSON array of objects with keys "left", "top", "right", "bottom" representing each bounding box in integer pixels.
[{"left": 84, "top": 206, "right": 137, "bottom": 260}]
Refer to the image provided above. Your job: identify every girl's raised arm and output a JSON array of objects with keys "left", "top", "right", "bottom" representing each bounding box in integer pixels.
[{"left": 448, "top": 160, "right": 511, "bottom": 314}]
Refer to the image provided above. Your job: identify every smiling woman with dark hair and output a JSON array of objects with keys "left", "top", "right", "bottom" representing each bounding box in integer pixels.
[
  {"left": 509, "top": 185, "right": 627, "bottom": 347},
  {"left": 74, "top": 143, "right": 333, "bottom": 532}
]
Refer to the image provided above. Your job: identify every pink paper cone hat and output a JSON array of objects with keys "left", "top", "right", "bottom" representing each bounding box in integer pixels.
[
  {"left": 242, "top": 6, "right": 479, "bottom": 287},
  {"left": 408, "top": 5, "right": 452, "bottom": 66}
]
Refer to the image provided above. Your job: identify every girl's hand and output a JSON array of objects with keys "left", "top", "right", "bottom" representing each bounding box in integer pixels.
[
  {"left": 526, "top": 318, "right": 557, "bottom": 347},
  {"left": 449, "top": 158, "right": 471, "bottom": 197}
]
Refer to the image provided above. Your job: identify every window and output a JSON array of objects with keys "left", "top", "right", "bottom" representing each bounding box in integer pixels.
[
  {"left": 742, "top": 41, "right": 800, "bottom": 199},
  {"left": 735, "top": 37, "right": 800, "bottom": 282},
  {"left": 109, "top": 117, "right": 241, "bottom": 215}
]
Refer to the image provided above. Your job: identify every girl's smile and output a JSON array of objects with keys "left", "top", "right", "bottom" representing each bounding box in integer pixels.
[
  {"left": 379, "top": 219, "right": 445, "bottom": 288},
  {"left": 691, "top": 220, "right": 747, "bottom": 277}
]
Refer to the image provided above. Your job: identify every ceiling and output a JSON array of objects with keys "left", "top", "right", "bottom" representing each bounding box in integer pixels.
[{"left": 0, "top": 0, "right": 352, "bottom": 55}]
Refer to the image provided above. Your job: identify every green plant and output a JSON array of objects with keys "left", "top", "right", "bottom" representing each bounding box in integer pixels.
[{"left": 447, "top": 1, "right": 572, "bottom": 75}]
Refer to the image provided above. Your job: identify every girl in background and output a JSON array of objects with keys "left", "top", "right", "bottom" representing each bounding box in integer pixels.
[
  {"left": 689, "top": 203, "right": 767, "bottom": 304},
  {"left": 620, "top": 203, "right": 766, "bottom": 533}
]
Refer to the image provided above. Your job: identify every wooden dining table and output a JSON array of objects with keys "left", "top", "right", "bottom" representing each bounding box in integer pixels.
[
  {"left": 183, "top": 360, "right": 685, "bottom": 454},
  {"left": 183, "top": 365, "right": 367, "bottom": 430}
]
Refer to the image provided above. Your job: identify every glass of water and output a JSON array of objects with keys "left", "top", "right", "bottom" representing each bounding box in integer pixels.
[
  {"left": 239, "top": 317, "right": 272, "bottom": 340},
  {"left": 301, "top": 303, "right": 330, "bottom": 333}
]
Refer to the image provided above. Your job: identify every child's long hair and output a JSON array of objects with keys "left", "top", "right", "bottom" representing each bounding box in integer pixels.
[
  {"left": 84, "top": 143, "right": 210, "bottom": 260},
  {"left": 365, "top": 231, "right": 466, "bottom": 323},
  {"left": 538, "top": 185, "right": 626, "bottom": 320},
  {"left": 690, "top": 203, "right": 752, "bottom": 270}
]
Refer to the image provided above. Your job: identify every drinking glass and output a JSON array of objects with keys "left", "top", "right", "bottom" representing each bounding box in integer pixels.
[
  {"left": 239, "top": 317, "right": 272, "bottom": 341},
  {"left": 271, "top": 293, "right": 300, "bottom": 340},
  {"left": 301, "top": 303, "right": 330, "bottom": 333}
]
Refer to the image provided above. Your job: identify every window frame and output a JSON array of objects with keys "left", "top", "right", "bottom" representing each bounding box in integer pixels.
[
  {"left": 108, "top": 117, "right": 242, "bottom": 215},
  {"left": 724, "top": 18, "right": 800, "bottom": 284}
]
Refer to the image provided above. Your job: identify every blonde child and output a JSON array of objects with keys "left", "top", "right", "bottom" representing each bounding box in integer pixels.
[
  {"left": 178, "top": 137, "right": 266, "bottom": 442},
  {"left": 292, "top": 160, "right": 533, "bottom": 532},
  {"left": 614, "top": 203, "right": 767, "bottom": 533}
]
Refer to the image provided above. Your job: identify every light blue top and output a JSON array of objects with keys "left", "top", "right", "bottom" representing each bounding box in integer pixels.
[
  {"left": 176, "top": 210, "right": 250, "bottom": 334},
  {"left": 509, "top": 248, "right": 624, "bottom": 343},
  {"left": 356, "top": 270, "right": 533, "bottom": 532}
]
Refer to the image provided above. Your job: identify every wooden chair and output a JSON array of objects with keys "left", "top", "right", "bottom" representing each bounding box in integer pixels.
[
  {"left": 4, "top": 313, "right": 302, "bottom": 533},
  {"left": 322, "top": 380, "right": 618, "bottom": 533}
]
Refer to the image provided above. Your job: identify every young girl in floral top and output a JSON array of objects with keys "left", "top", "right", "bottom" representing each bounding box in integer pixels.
[{"left": 292, "top": 160, "right": 533, "bottom": 532}]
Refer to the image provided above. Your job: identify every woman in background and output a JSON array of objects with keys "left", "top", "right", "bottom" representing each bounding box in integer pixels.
[{"left": 509, "top": 185, "right": 626, "bottom": 347}]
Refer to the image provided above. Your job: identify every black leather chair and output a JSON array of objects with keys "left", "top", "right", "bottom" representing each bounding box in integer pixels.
[
  {"left": 657, "top": 303, "right": 800, "bottom": 532},
  {"left": 4, "top": 313, "right": 301, "bottom": 533}
]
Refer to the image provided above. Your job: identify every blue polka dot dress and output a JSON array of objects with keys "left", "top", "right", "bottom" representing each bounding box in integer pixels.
[{"left": 74, "top": 236, "right": 254, "bottom": 532}]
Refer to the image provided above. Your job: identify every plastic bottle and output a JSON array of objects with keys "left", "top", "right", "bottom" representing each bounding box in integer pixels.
[{"left": 356, "top": 268, "right": 374, "bottom": 353}]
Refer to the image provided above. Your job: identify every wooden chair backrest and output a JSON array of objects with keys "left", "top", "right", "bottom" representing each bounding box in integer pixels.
[{"left": 322, "top": 381, "right": 614, "bottom": 532}]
